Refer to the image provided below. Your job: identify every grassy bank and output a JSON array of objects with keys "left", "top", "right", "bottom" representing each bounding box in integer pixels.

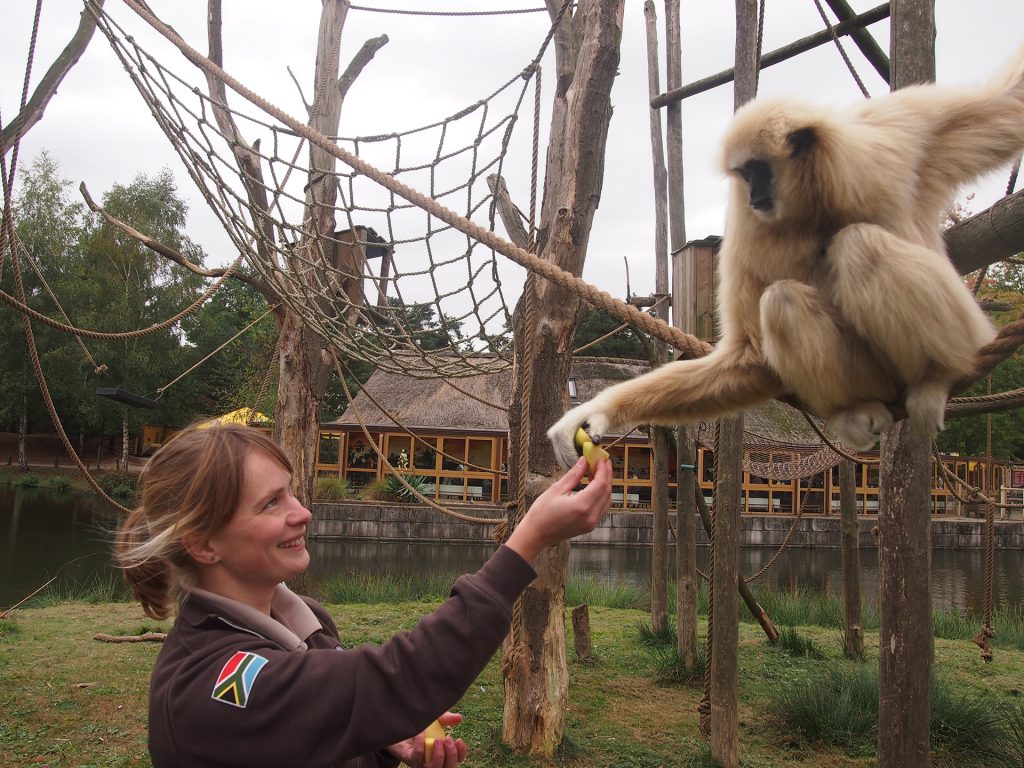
[{"left": 3, "top": 582, "right": 1024, "bottom": 767}]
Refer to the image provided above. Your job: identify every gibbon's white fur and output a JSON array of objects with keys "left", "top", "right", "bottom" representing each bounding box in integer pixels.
[{"left": 548, "top": 49, "right": 1024, "bottom": 468}]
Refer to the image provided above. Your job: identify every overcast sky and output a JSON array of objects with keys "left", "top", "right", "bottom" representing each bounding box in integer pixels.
[{"left": 3, "top": 0, "right": 1023, "bottom": 324}]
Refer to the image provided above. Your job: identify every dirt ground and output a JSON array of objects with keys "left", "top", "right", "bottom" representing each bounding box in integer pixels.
[{"left": 0, "top": 432, "right": 147, "bottom": 472}]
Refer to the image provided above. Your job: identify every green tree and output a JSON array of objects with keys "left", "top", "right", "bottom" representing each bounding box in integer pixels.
[
  {"left": 1, "top": 152, "right": 90, "bottom": 466},
  {"left": 938, "top": 264, "right": 1024, "bottom": 460},
  {"left": 179, "top": 278, "right": 279, "bottom": 417},
  {"left": 75, "top": 169, "right": 206, "bottom": 467},
  {"left": 572, "top": 307, "right": 651, "bottom": 359}
]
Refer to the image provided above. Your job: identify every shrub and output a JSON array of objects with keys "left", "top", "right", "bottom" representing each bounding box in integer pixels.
[
  {"left": 14, "top": 472, "right": 40, "bottom": 488},
  {"left": 43, "top": 475, "right": 72, "bottom": 493},
  {"left": 363, "top": 473, "right": 430, "bottom": 503},
  {"left": 313, "top": 475, "right": 352, "bottom": 501},
  {"left": 97, "top": 470, "right": 137, "bottom": 498}
]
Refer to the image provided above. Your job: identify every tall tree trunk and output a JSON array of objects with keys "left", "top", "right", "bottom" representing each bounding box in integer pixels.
[
  {"left": 18, "top": 394, "right": 28, "bottom": 473},
  {"left": 502, "top": 0, "right": 624, "bottom": 756},
  {"left": 877, "top": 4, "right": 935, "bottom": 766},
  {"left": 839, "top": 460, "right": 864, "bottom": 659},
  {"left": 120, "top": 412, "right": 130, "bottom": 472},
  {"left": 202, "top": 1, "right": 361, "bottom": 508}
]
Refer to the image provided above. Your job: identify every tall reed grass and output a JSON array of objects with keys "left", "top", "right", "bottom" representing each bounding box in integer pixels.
[{"left": 770, "top": 663, "right": 1019, "bottom": 765}]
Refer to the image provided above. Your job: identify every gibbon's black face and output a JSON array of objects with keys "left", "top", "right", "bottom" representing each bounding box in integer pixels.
[{"left": 738, "top": 159, "right": 774, "bottom": 212}]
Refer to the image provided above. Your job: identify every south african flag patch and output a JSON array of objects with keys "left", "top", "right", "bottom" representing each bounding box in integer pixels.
[{"left": 211, "top": 651, "right": 268, "bottom": 708}]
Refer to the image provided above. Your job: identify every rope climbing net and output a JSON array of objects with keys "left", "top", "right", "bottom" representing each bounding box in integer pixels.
[{"left": 88, "top": 2, "right": 567, "bottom": 380}]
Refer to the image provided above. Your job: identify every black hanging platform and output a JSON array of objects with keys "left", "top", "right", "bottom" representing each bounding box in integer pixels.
[{"left": 95, "top": 387, "right": 159, "bottom": 409}]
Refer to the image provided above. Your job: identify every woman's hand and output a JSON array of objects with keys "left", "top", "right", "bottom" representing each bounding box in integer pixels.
[
  {"left": 505, "top": 456, "right": 613, "bottom": 565},
  {"left": 387, "top": 712, "right": 467, "bottom": 767}
]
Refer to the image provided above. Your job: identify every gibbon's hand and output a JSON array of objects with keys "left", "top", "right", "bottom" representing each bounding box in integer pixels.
[{"left": 546, "top": 399, "right": 614, "bottom": 470}]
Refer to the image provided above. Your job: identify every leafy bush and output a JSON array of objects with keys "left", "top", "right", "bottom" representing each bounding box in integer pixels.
[
  {"left": 313, "top": 475, "right": 352, "bottom": 501},
  {"left": 14, "top": 472, "right": 40, "bottom": 488},
  {"left": 362, "top": 473, "right": 430, "bottom": 502},
  {"left": 96, "top": 470, "right": 137, "bottom": 498},
  {"left": 43, "top": 475, "right": 72, "bottom": 493}
]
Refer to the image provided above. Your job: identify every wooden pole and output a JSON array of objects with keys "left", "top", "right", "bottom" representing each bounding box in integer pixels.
[
  {"left": 877, "top": 4, "right": 935, "bottom": 765},
  {"left": 663, "top": 0, "right": 701, "bottom": 670},
  {"left": 643, "top": 0, "right": 671, "bottom": 635},
  {"left": 839, "top": 460, "right": 865, "bottom": 659},
  {"left": 709, "top": 417, "right": 742, "bottom": 768},
  {"left": 706, "top": 4, "right": 758, "bottom": 764}
]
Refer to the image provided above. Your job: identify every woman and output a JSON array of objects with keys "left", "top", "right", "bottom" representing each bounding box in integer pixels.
[{"left": 117, "top": 423, "right": 612, "bottom": 768}]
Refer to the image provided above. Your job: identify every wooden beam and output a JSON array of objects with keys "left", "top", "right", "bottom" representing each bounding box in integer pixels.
[
  {"left": 651, "top": 3, "right": 890, "bottom": 108},
  {"left": 947, "top": 189, "right": 1024, "bottom": 275},
  {"left": 824, "top": 0, "right": 890, "bottom": 83}
]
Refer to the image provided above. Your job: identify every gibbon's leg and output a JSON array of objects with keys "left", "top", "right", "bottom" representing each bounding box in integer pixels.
[
  {"left": 826, "top": 223, "right": 995, "bottom": 440},
  {"left": 546, "top": 341, "right": 784, "bottom": 469},
  {"left": 759, "top": 279, "right": 895, "bottom": 449}
]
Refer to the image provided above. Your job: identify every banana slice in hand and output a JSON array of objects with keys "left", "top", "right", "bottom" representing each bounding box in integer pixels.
[
  {"left": 574, "top": 427, "right": 609, "bottom": 473},
  {"left": 423, "top": 720, "right": 446, "bottom": 763}
]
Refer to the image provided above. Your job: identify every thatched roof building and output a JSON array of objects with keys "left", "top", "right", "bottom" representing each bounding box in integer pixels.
[
  {"left": 329, "top": 355, "right": 827, "bottom": 452},
  {"left": 329, "top": 356, "right": 650, "bottom": 434}
]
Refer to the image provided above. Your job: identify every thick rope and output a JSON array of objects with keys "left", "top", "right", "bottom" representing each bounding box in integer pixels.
[{"left": 811, "top": 0, "right": 871, "bottom": 98}]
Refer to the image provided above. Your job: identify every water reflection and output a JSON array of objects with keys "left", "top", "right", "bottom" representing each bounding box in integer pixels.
[{"left": 2, "top": 486, "right": 1022, "bottom": 615}]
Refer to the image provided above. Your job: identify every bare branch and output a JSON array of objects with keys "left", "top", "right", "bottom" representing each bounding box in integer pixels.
[
  {"left": 205, "top": 0, "right": 275, "bottom": 256},
  {"left": 486, "top": 174, "right": 530, "bottom": 248},
  {"left": 1, "top": 0, "right": 106, "bottom": 155},
  {"left": 79, "top": 181, "right": 267, "bottom": 293},
  {"left": 337, "top": 35, "right": 389, "bottom": 107}
]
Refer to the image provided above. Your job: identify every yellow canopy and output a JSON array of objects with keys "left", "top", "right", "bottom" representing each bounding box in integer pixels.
[{"left": 198, "top": 407, "right": 272, "bottom": 428}]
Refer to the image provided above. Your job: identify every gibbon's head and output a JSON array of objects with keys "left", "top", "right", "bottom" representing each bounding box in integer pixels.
[{"left": 720, "top": 99, "right": 846, "bottom": 229}]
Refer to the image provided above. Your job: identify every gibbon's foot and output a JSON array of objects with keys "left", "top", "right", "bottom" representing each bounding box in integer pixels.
[
  {"left": 905, "top": 381, "right": 948, "bottom": 440},
  {"left": 828, "top": 402, "right": 894, "bottom": 450},
  {"left": 547, "top": 406, "right": 611, "bottom": 470}
]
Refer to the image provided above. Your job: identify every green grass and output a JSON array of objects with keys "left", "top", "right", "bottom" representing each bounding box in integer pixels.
[
  {"left": 566, "top": 573, "right": 647, "bottom": 610},
  {"left": 26, "top": 574, "right": 131, "bottom": 608},
  {"left": 2, "top": 598, "right": 1024, "bottom": 767},
  {"left": 319, "top": 570, "right": 459, "bottom": 604},
  {"left": 776, "top": 626, "right": 828, "bottom": 660}
]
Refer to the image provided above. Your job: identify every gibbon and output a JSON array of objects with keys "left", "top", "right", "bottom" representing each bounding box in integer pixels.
[{"left": 548, "top": 50, "right": 1024, "bottom": 468}]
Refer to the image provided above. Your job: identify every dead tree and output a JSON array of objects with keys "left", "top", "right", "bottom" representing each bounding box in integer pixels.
[
  {"left": 877, "top": 2, "right": 936, "bottom": 765},
  {"left": 502, "top": 0, "right": 624, "bottom": 756}
]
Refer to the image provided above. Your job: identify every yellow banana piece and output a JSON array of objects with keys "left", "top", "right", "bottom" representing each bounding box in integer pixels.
[
  {"left": 423, "top": 719, "right": 446, "bottom": 763},
  {"left": 573, "top": 427, "right": 609, "bottom": 472}
]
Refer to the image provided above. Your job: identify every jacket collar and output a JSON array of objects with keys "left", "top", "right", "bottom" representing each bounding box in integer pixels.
[{"left": 181, "top": 584, "right": 323, "bottom": 651}]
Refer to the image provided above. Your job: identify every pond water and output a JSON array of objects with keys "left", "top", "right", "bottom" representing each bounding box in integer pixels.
[{"left": 3, "top": 486, "right": 1023, "bottom": 614}]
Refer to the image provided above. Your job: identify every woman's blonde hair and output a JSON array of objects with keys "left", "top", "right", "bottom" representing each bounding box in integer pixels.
[{"left": 115, "top": 423, "right": 292, "bottom": 619}]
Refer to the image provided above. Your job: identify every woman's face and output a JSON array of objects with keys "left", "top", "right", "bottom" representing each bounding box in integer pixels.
[{"left": 202, "top": 448, "right": 311, "bottom": 603}]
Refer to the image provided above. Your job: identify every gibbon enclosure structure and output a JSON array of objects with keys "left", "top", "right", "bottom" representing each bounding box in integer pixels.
[{"left": 3, "top": 0, "right": 1024, "bottom": 764}]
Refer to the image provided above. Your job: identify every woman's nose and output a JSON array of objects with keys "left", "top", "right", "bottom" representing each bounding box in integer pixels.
[{"left": 290, "top": 500, "right": 312, "bottom": 525}]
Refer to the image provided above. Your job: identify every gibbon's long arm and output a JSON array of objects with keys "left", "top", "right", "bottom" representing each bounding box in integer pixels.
[{"left": 546, "top": 342, "right": 785, "bottom": 469}]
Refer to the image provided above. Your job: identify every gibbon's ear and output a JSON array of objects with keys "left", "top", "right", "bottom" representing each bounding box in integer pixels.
[{"left": 787, "top": 126, "right": 817, "bottom": 157}]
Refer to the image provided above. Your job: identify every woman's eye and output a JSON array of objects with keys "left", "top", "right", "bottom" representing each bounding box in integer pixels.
[{"left": 265, "top": 497, "right": 278, "bottom": 509}]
